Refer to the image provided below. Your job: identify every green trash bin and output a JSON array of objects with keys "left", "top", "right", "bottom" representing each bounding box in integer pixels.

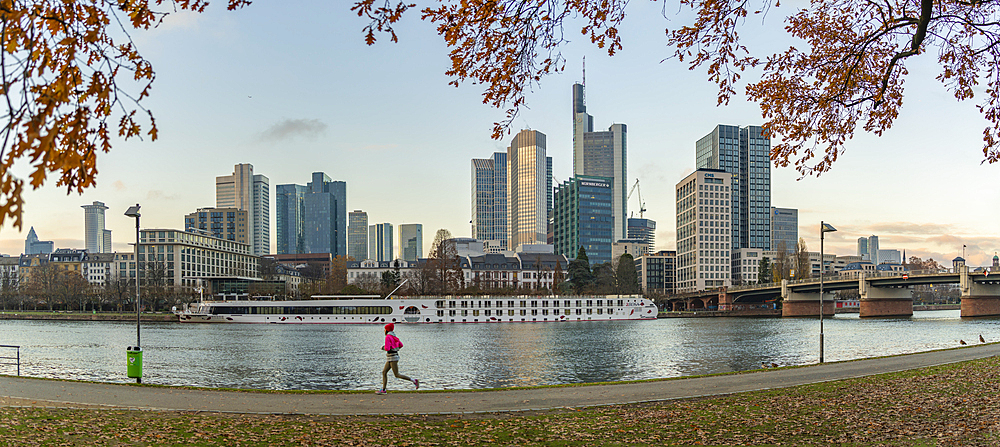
[{"left": 126, "top": 347, "right": 142, "bottom": 379}]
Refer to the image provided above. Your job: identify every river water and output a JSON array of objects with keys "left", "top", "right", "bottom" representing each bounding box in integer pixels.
[{"left": 1, "top": 310, "right": 996, "bottom": 391}]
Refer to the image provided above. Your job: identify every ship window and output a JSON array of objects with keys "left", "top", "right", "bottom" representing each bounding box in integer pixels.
[
  {"left": 508, "top": 310, "right": 514, "bottom": 316},
  {"left": 473, "top": 310, "right": 479, "bottom": 316},
  {"left": 520, "top": 301, "right": 526, "bottom": 308}
]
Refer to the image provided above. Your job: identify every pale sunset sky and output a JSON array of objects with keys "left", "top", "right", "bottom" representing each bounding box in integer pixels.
[{"left": 0, "top": 1, "right": 997, "bottom": 266}]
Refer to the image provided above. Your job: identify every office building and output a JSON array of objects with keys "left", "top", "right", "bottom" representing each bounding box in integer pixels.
[
  {"left": 184, "top": 207, "right": 249, "bottom": 246},
  {"left": 24, "top": 227, "right": 53, "bottom": 255},
  {"left": 878, "top": 248, "right": 901, "bottom": 265},
  {"left": 472, "top": 152, "right": 508, "bottom": 250},
  {"left": 275, "top": 184, "right": 308, "bottom": 254},
  {"left": 216, "top": 163, "right": 269, "bottom": 256},
  {"left": 552, "top": 175, "right": 614, "bottom": 265},
  {"left": 732, "top": 247, "right": 765, "bottom": 284},
  {"left": 295, "top": 172, "right": 346, "bottom": 256},
  {"left": 137, "top": 228, "right": 257, "bottom": 291},
  {"left": 82, "top": 201, "right": 110, "bottom": 254},
  {"left": 508, "top": 129, "right": 549, "bottom": 251},
  {"left": 675, "top": 168, "right": 732, "bottom": 292},
  {"left": 696, "top": 125, "right": 771, "bottom": 251},
  {"left": 612, "top": 239, "right": 648, "bottom": 263},
  {"left": 572, "top": 82, "right": 627, "bottom": 240},
  {"left": 626, "top": 218, "right": 656, "bottom": 253},
  {"left": 867, "top": 235, "right": 880, "bottom": 263},
  {"left": 770, "top": 207, "right": 798, "bottom": 252},
  {"left": 368, "top": 223, "right": 393, "bottom": 262},
  {"left": 636, "top": 250, "right": 676, "bottom": 295},
  {"left": 348, "top": 210, "right": 369, "bottom": 261},
  {"left": 398, "top": 223, "right": 423, "bottom": 262},
  {"left": 857, "top": 237, "right": 869, "bottom": 261}
]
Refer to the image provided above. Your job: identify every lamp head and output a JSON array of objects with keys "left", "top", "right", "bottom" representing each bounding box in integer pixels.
[
  {"left": 821, "top": 222, "right": 837, "bottom": 233},
  {"left": 125, "top": 204, "right": 141, "bottom": 218}
]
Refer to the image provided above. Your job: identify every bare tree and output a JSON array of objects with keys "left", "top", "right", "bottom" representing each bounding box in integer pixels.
[{"left": 795, "top": 238, "right": 811, "bottom": 280}]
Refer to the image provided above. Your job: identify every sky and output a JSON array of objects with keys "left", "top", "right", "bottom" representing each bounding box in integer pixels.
[{"left": 0, "top": 1, "right": 998, "bottom": 267}]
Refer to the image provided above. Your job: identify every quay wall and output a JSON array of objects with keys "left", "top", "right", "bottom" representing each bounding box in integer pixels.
[{"left": 0, "top": 312, "right": 175, "bottom": 322}]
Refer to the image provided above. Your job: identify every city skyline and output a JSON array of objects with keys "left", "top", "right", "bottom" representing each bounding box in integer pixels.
[{"left": 0, "top": 1, "right": 996, "bottom": 265}]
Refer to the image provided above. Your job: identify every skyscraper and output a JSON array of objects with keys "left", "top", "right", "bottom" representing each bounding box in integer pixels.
[
  {"left": 675, "top": 168, "right": 732, "bottom": 292},
  {"left": 572, "top": 82, "right": 627, "bottom": 241},
  {"left": 508, "top": 129, "right": 548, "bottom": 251},
  {"left": 368, "top": 223, "right": 393, "bottom": 262},
  {"left": 626, "top": 218, "right": 656, "bottom": 254},
  {"left": 868, "top": 235, "right": 880, "bottom": 264},
  {"left": 695, "top": 124, "right": 771, "bottom": 251},
  {"left": 770, "top": 207, "right": 798, "bottom": 252},
  {"left": 275, "top": 184, "right": 307, "bottom": 254},
  {"left": 82, "top": 201, "right": 109, "bottom": 253},
  {"left": 348, "top": 210, "right": 369, "bottom": 261},
  {"left": 216, "top": 163, "right": 269, "bottom": 256},
  {"left": 184, "top": 207, "right": 249, "bottom": 245},
  {"left": 303, "top": 172, "right": 347, "bottom": 256},
  {"left": 472, "top": 152, "right": 508, "bottom": 250},
  {"left": 858, "top": 237, "right": 869, "bottom": 260},
  {"left": 398, "top": 224, "right": 423, "bottom": 262},
  {"left": 24, "top": 227, "right": 54, "bottom": 255},
  {"left": 553, "top": 176, "right": 614, "bottom": 265}
]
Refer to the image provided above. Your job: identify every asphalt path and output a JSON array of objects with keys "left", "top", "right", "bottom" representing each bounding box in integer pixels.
[{"left": 2, "top": 343, "right": 998, "bottom": 416}]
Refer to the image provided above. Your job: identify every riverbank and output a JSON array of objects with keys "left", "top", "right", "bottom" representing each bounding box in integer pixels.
[
  {"left": 3, "top": 346, "right": 998, "bottom": 445},
  {"left": 659, "top": 308, "right": 781, "bottom": 318},
  {"left": 0, "top": 311, "right": 175, "bottom": 322}
]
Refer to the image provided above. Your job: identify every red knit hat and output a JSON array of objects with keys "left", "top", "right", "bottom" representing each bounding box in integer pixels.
[{"left": 384, "top": 323, "right": 394, "bottom": 332}]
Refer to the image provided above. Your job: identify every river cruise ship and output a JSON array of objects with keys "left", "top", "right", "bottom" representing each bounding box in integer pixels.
[{"left": 176, "top": 295, "right": 657, "bottom": 324}]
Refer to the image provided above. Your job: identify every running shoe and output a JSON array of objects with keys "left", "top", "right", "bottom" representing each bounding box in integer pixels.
[{"left": 376, "top": 389, "right": 387, "bottom": 394}]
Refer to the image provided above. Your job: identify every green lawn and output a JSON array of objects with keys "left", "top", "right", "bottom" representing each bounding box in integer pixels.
[{"left": 2, "top": 357, "right": 999, "bottom": 446}]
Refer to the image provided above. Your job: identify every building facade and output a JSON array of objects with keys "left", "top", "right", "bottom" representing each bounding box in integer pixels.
[
  {"left": 508, "top": 129, "right": 549, "bottom": 251},
  {"left": 552, "top": 175, "right": 614, "bottom": 265},
  {"left": 348, "top": 210, "right": 369, "bottom": 261},
  {"left": 184, "top": 207, "right": 249, "bottom": 246},
  {"left": 572, "top": 82, "right": 627, "bottom": 241},
  {"left": 676, "top": 168, "right": 732, "bottom": 292},
  {"left": 216, "top": 163, "right": 269, "bottom": 256},
  {"left": 398, "top": 223, "right": 423, "bottom": 262},
  {"left": 368, "top": 223, "right": 393, "bottom": 262},
  {"left": 612, "top": 239, "right": 648, "bottom": 264},
  {"left": 302, "top": 172, "right": 347, "bottom": 257},
  {"left": 636, "top": 250, "right": 676, "bottom": 295},
  {"left": 770, "top": 207, "right": 798, "bottom": 253},
  {"left": 138, "top": 229, "right": 258, "bottom": 291},
  {"left": 275, "top": 184, "right": 308, "bottom": 254},
  {"left": 472, "top": 152, "right": 509, "bottom": 250},
  {"left": 696, "top": 125, "right": 771, "bottom": 251},
  {"left": 82, "top": 201, "right": 110, "bottom": 254}
]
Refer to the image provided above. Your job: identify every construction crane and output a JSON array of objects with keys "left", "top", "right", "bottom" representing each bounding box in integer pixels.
[{"left": 627, "top": 179, "right": 646, "bottom": 218}]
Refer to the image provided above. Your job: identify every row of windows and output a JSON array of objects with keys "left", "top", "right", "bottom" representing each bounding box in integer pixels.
[
  {"left": 439, "top": 299, "right": 626, "bottom": 308},
  {"left": 211, "top": 306, "right": 393, "bottom": 315},
  {"left": 439, "top": 308, "right": 613, "bottom": 317}
]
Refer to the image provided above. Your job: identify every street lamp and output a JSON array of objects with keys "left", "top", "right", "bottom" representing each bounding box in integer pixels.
[
  {"left": 819, "top": 221, "right": 837, "bottom": 363},
  {"left": 124, "top": 204, "right": 141, "bottom": 383}
]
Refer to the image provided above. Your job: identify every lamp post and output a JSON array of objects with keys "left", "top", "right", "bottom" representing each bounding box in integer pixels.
[
  {"left": 124, "top": 204, "right": 141, "bottom": 383},
  {"left": 819, "top": 221, "right": 837, "bottom": 363}
]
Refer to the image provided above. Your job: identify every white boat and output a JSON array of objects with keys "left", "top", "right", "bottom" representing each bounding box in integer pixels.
[{"left": 175, "top": 295, "right": 658, "bottom": 324}]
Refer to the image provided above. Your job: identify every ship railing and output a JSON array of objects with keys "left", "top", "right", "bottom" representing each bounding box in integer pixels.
[{"left": 0, "top": 345, "right": 20, "bottom": 376}]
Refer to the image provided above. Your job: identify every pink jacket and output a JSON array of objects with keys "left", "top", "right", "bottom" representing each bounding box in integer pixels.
[{"left": 384, "top": 332, "right": 403, "bottom": 352}]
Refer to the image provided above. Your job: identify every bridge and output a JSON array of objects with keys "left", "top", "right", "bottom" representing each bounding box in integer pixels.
[{"left": 665, "top": 266, "right": 1000, "bottom": 318}]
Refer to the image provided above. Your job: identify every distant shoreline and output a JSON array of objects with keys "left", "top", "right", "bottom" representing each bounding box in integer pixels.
[{"left": 0, "top": 311, "right": 176, "bottom": 322}]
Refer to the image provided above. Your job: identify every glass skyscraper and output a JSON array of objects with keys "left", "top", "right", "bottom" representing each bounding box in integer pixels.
[
  {"left": 368, "top": 223, "right": 393, "bottom": 262},
  {"left": 398, "top": 223, "right": 423, "bottom": 262},
  {"left": 82, "top": 201, "right": 109, "bottom": 253},
  {"left": 770, "top": 207, "right": 798, "bottom": 253},
  {"left": 303, "top": 172, "right": 347, "bottom": 256},
  {"left": 275, "top": 184, "right": 307, "bottom": 254},
  {"left": 552, "top": 175, "right": 614, "bottom": 265},
  {"left": 348, "top": 210, "right": 368, "bottom": 261},
  {"left": 472, "top": 152, "right": 508, "bottom": 250},
  {"left": 572, "top": 83, "right": 627, "bottom": 241},
  {"left": 626, "top": 217, "right": 656, "bottom": 254},
  {"left": 508, "top": 129, "right": 548, "bottom": 251},
  {"left": 695, "top": 125, "right": 771, "bottom": 251}
]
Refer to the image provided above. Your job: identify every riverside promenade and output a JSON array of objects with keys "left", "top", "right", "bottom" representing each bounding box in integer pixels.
[{"left": 2, "top": 343, "right": 999, "bottom": 416}]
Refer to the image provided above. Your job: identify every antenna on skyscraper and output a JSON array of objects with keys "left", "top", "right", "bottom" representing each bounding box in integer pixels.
[{"left": 582, "top": 55, "right": 586, "bottom": 88}]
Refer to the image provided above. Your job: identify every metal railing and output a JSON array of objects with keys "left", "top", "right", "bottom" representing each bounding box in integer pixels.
[{"left": 0, "top": 345, "right": 19, "bottom": 376}]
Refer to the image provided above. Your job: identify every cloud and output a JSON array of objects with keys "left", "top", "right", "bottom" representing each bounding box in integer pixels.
[
  {"left": 259, "top": 119, "right": 327, "bottom": 142},
  {"left": 113, "top": 180, "right": 126, "bottom": 191}
]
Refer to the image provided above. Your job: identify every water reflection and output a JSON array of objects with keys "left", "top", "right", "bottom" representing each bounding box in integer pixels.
[{"left": 0, "top": 310, "right": 997, "bottom": 390}]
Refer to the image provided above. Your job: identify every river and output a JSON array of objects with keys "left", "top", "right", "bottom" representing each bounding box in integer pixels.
[{"left": 1, "top": 310, "right": 996, "bottom": 391}]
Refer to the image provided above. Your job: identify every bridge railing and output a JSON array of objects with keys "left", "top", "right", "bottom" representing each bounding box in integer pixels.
[{"left": 728, "top": 269, "right": 956, "bottom": 292}]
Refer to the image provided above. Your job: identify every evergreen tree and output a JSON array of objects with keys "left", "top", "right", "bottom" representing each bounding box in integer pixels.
[
  {"left": 758, "top": 257, "right": 773, "bottom": 284},
  {"left": 615, "top": 253, "right": 640, "bottom": 294},
  {"left": 567, "top": 246, "right": 594, "bottom": 294}
]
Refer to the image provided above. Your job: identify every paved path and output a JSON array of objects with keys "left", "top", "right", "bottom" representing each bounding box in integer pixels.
[{"left": 2, "top": 344, "right": 998, "bottom": 416}]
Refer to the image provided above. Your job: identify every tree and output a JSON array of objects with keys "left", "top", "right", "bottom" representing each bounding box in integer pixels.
[
  {"left": 104, "top": 278, "right": 134, "bottom": 312},
  {"left": 567, "top": 246, "right": 594, "bottom": 294},
  {"left": 795, "top": 238, "right": 811, "bottom": 280},
  {"left": 758, "top": 256, "right": 773, "bottom": 285},
  {"left": 552, "top": 260, "right": 564, "bottom": 296},
  {"left": 0, "top": 0, "right": 250, "bottom": 229},
  {"left": 0, "top": 269, "right": 19, "bottom": 311},
  {"left": 773, "top": 241, "right": 792, "bottom": 282},
  {"left": 356, "top": 1, "right": 1000, "bottom": 174},
  {"left": 614, "top": 253, "right": 640, "bottom": 295},
  {"left": 427, "top": 229, "right": 462, "bottom": 294}
]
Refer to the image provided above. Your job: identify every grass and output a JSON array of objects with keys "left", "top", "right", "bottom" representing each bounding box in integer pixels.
[{"left": 3, "top": 356, "right": 1000, "bottom": 446}]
